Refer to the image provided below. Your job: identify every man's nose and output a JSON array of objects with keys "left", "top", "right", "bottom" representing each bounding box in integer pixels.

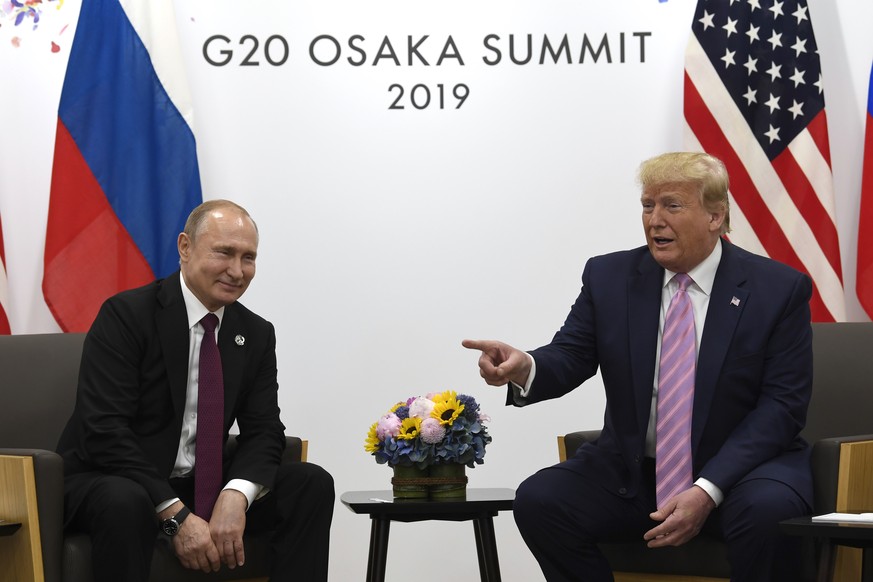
[
  {"left": 226, "top": 257, "right": 243, "bottom": 278},
  {"left": 647, "top": 206, "right": 666, "bottom": 226}
]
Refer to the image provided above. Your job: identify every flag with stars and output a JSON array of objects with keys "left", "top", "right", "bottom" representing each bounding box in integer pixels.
[{"left": 684, "top": 0, "right": 844, "bottom": 322}]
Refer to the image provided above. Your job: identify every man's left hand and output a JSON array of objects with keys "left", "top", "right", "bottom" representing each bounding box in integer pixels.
[
  {"left": 643, "top": 485, "right": 715, "bottom": 548},
  {"left": 209, "top": 489, "right": 248, "bottom": 568}
]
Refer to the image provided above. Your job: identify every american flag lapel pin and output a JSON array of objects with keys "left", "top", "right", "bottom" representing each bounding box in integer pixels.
[{"left": 730, "top": 296, "right": 741, "bottom": 307}]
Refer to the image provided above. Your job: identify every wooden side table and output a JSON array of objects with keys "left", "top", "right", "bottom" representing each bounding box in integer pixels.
[
  {"left": 341, "top": 488, "right": 515, "bottom": 582},
  {"left": 780, "top": 516, "right": 873, "bottom": 582}
]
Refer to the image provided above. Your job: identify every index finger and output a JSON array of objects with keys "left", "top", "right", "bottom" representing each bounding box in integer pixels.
[{"left": 462, "top": 338, "right": 491, "bottom": 351}]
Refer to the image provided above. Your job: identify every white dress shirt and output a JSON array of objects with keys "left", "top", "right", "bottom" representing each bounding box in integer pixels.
[{"left": 156, "top": 275, "right": 263, "bottom": 513}]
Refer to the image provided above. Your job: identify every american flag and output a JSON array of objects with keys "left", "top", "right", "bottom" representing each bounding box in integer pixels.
[{"left": 684, "top": 0, "right": 844, "bottom": 322}]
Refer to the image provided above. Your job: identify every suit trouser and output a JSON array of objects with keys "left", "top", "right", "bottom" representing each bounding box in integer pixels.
[
  {"left": 66, "top": 460, "right": 335, "bottom": 582},
  {"left": 512, "top": 457, "right": 809, "bottom": 582}
]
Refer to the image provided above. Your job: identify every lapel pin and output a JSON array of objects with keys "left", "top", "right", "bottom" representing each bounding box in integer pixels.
[
  {"left": 235, "top": 334, "right": 245, "bottom": 346},
  {"left": 730, "top": 296, "right": 741, "bottom": 307}
]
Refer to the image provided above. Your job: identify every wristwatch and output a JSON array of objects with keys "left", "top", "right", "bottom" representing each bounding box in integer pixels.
[{"left": 160, "top": 506, "right": 191, "bottom": 536}]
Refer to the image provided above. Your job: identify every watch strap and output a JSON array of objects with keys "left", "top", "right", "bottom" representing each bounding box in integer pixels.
[{"left": 174, "top": 506, "right": 191, "bottom": 526}]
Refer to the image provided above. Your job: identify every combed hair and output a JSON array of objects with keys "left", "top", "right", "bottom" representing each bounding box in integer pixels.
[{"left": 637, "top": 152, "right": 731, "bottom": 234}]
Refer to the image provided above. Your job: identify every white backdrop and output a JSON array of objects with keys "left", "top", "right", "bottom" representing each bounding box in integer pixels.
[{"left": 1, "top": 1, "right": 871, "bottom": 580}]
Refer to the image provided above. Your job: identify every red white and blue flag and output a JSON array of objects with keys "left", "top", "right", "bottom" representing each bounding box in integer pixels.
[
  {"left": 45, "top": 0, "right": 202, "bottom": 332},
  {"left": 684, "top": 0, "right": 845, "bottom": 322},
  {"left": 0, "top": 214, "right": 10, "bottom": 335},
  {"left": 857, "top": 62, "right": 873, "bottom": 320}
]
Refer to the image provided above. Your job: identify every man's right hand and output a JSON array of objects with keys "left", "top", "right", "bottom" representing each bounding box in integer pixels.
[
  {"left": 172, "top": 512, "right": 221, "bottom": 573},
  {"left": 462, "top": 339, "right": 532, "bottom": 387}
]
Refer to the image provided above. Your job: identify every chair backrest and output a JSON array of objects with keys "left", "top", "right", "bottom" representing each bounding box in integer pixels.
[
  {"left": 802, "top": 322, "right": 873, "bottom": 444},
  {"left": 0, "top": 333, "right": 86, "bottom": 451}
]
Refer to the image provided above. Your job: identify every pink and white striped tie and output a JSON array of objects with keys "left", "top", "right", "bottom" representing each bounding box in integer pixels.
[{"left": 655, "top": 273, "right": 695, "bottom": 508}]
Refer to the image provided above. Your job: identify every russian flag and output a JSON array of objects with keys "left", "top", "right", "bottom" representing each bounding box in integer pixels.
[
  {"left": 0, "top": 214, "right": 10, "bottom": 334},
  {"left": 44, "top": 0, "right": 202, "bottom": 332},
  {"left": 859, "top": 61, "right": 873, "bottom": 320}
]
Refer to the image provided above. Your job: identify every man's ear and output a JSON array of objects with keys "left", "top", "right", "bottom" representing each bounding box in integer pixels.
[
  {"left": 709, "top": 210, "right": 726, "bottom": 232},
  {"left": 177, "top": 233, "right": 191, "bottom": 261}
]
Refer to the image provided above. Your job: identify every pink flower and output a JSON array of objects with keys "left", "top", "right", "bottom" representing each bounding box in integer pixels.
[
  {"left": 376, "top": 413, "right": 401, "bottom": 439},
  {"left": 420, "top": 418, "right": 446, "bottom": 444}
]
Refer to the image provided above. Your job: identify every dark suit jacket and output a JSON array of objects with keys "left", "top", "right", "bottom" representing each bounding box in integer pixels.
[
  {"left": 517, "top": 240, "right": 813, "bottom": 506},
  {"left": 57, "top": 271, "right": 286, "bottom": 513}
]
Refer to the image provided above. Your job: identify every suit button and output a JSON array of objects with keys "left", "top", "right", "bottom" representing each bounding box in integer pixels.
[
  {"left": 618, "top": 487, "right": 627, "bottom": 495},
  {"left": 634, "top": 455, "right": 641, "bottom": 463}
]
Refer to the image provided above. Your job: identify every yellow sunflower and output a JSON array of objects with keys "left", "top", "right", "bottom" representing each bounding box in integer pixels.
[
  {"left": 388, "top": 401, "right": 407, "bottom": 413},
  {"left": 397, "top": 417, "right": 423, "bottom": 440},
  {"left": 431, "top": 392, "right": 465, "bottom": 426},
  {"left": 364, "top": 422, "right": 380, "bottom": 453}
]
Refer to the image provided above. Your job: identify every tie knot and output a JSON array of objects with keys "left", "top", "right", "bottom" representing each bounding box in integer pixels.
[
  {"left": 674, "top": 273, "right": 693, "bottom": 292},
  {"left": 200, "top": 313, "right": 218, "bottom": 333}
]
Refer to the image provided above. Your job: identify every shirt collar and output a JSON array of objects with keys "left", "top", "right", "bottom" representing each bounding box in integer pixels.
[
  {"left": 661, "top": 237, "right": 723, "bottom": 296},
  {"left": 179, "top": 272, "right": 226, "bottom": 330}
]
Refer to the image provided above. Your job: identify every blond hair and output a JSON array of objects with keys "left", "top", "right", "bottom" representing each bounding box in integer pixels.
[{"left": 637, "top": 152, "right": 731, "bottom": 234}]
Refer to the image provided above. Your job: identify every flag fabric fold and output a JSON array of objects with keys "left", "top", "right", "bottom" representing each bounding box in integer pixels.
[
  {"left": 44, "top": 0, "right": 202, "bottom": 332},
  {"left": 857, "top": 62, "right": 873, "bottom": 320},
  {"left": 0, "top": 214, "right": 11, "bottom": 335},
  {"left": 683, "top": 0, "right": 844, "bottom": 322}
]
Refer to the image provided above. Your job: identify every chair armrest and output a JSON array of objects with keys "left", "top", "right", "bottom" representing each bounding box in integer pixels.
[
  {"left": 557, "top": 430, "right": 602, "bottom": 462},
  {"left": 811, "top": 434, "right": 873, "bottom": 514},
  {"left": 223, "top": 436, "right": 308, "bottom": 463},
  {"left": 284, "top": 437, "right": 307, "bottom": 463},
  {"left": 0, "top": 449, "right": 64, "bottom": 582}
]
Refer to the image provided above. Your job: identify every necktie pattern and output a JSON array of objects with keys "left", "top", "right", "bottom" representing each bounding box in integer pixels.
[
  {"left": 195, "top": 313, "right": 224, "bottom": 520},
  {"left": 655, "top": 273, "right": 695, "bottom": 508}
]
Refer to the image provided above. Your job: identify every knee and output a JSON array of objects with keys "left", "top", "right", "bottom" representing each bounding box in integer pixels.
[
  {"left": 514, "top": 473, "right": 558, "bottom": 534},
  {"left": 277, "top": 462, "right": 335, "bottom": 504},
  {"left": 721, "top": 479, "right": 806, "bottom": 539},
  {"left": 87, "top": 476, "right": 154, "bottom": 531}
]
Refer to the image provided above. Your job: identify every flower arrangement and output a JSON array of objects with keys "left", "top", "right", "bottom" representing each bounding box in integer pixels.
[{"left": 365, "top": 390, "right": 492, "bottom": 470}]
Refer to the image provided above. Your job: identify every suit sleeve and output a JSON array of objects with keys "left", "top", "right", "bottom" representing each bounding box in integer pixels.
[
  {"left": 226, "top": 321, "right": 286, "bottom": 490},
  {"left": 69, "top": 297, "right": 179, "bottom": 505},
  {"left": 511, "top": 258, "right": 601, "bottom": 405}
]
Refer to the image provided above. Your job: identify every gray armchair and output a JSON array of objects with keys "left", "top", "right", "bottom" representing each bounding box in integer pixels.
[
  {"left": 557, "top": 321, "right": 873, "bottom": 582},
  {"left": 0, "top": 332, "right": 306, "bottom": 582}
]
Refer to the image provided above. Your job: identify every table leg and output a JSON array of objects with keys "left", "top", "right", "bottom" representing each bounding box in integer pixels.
[
  {"left": 862, "top": 546, "right": 873, "bottom": 582},
  {"left": 473, "top": 515, "right": 501, "bottom": 582},
  {"left": 817, "top": 541, "right": 835, "bottom": 582},
  {"left": 367, "top": 516, "right": 390, "bottom": 582}
]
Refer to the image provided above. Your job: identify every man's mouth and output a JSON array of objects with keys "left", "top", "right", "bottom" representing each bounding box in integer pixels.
[{"left": 653, "top": 236, "right": 673, "bottom": 245}]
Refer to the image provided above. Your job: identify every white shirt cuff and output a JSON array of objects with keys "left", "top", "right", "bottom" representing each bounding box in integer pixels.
[
  {"left": 511, "top": 353, "right": 536, "bottom": 397},
  {"left": 694, "top": 477, "right": 724, "bottom": 507},
  {"left": 225, "top": 479, "right": 264, "bottom": 510}
]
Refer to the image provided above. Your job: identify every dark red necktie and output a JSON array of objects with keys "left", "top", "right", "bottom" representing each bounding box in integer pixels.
[{"left": 195, "top": 313, "right": 224, "bottom": 520}]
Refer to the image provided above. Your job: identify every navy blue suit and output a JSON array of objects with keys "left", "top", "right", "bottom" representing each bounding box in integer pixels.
[{"left": 512, "top": 240, "right": 813, "bottom": 581}]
